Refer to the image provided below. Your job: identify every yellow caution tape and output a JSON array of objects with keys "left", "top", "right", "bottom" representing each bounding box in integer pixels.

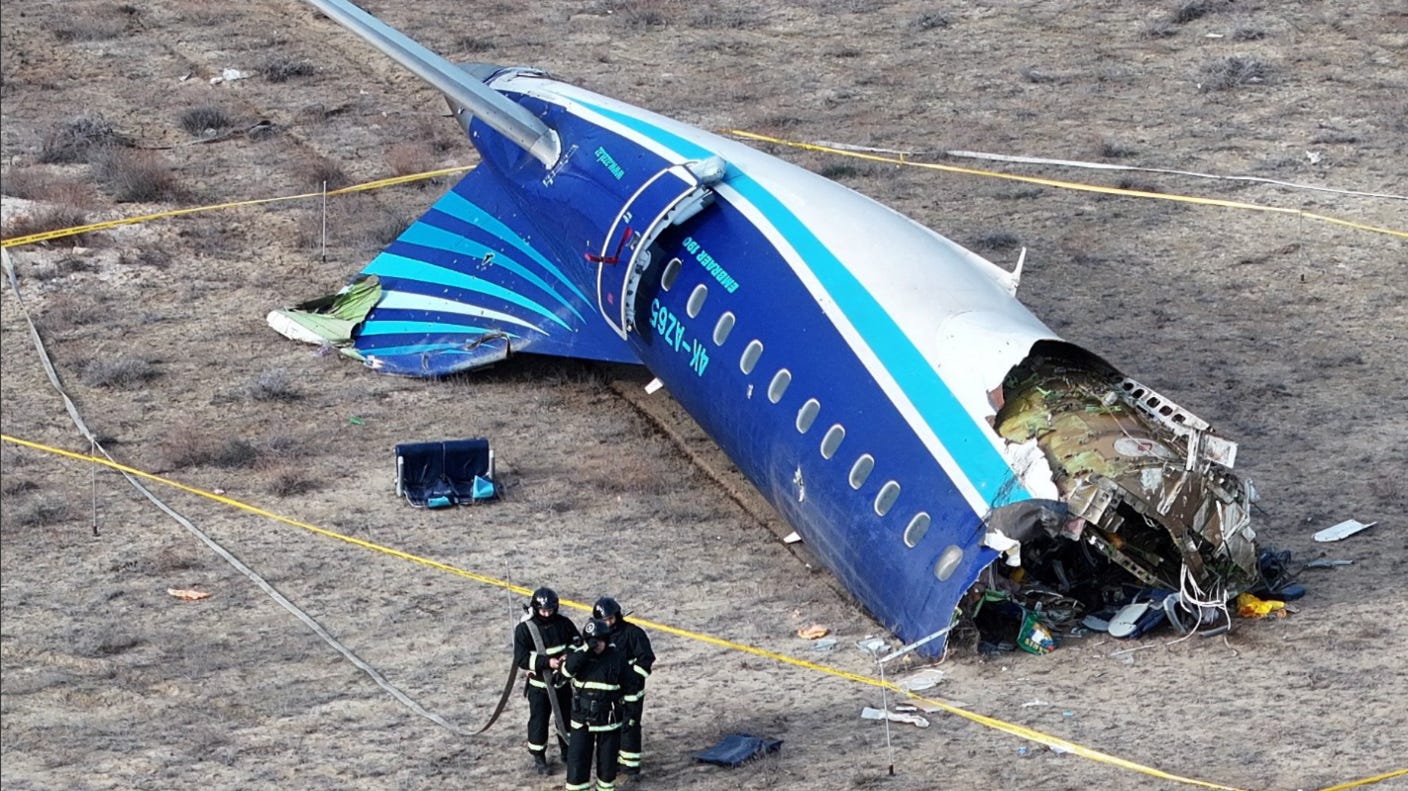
[
  {"left": 0, "top": 166, "right": 472, "bottom": 248},
  {"left": 724, "top": 130, "right": 1408, "bottom": 241},
  {"left": 3, "top": 433, "right": 1404, "bottom": 789}
]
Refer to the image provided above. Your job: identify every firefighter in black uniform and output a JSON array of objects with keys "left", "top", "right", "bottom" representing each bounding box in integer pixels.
[
  {"left": 513, "top": 587, "right": 579, "bottom": 776},
  {"left": 561, "top": 618, "right": 635, "bottom": 791},
  {"left": 592, "top": 596, "right": 655, "bottom": 776}
]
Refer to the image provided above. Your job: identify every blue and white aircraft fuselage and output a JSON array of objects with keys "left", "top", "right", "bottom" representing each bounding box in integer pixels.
[{"left": 274, "top": 0, "right": 1261, "bottom": 657}]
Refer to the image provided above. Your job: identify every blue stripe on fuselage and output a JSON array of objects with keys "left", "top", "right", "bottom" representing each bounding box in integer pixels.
[{"left": 567, "top": 99, "right": 1028, "bottom": 508}]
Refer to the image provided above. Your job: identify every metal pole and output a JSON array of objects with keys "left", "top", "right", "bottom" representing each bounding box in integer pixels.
[{"left": 320, "top": 180, "right": 328, "bottom": 263}]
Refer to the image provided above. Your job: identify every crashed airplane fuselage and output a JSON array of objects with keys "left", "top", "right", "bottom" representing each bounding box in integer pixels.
[{"left": 278, "top": 0, "right": 1261, "bottom": 656}]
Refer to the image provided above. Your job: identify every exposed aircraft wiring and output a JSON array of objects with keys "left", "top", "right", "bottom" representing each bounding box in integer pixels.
[{"left": 0, "top": 247, "right": 469, "bottom": 738}]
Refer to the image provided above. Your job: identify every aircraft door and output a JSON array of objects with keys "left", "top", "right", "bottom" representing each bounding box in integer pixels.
[{"left": 594, "top": 156, "right": 726, "bottom": 339}]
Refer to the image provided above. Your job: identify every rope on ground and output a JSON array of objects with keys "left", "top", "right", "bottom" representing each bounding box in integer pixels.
[
  {"left": 725, "top": 130, "right": 1408, "bottom": 241},
  {"left": 806, "top": 139, "right": 1408, "bottom": 202},
  {"left": 0, "top": 247, "right": 467, "bottom": 737},
  {"left": 1315, "top": 768, "right": 1408, "bottom": 791},
  {"left": 0, "top": 165, "right": 472, "bottom": 248},
  {"left": 0, "top": 433, "right": 1267, "bottom": 791}
]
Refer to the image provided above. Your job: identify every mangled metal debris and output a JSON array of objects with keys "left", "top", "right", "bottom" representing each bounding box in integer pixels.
[{"left": 958, "top": 349, "right": 1262, "bottom": 649}]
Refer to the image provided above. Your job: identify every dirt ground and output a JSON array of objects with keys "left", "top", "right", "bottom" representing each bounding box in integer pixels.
[{"left": 2, "top": 1, "right": 1406, "bottom": 790}]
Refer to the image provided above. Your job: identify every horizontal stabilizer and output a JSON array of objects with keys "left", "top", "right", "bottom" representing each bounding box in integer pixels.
[{"left": 271, "top": 168, "right": 638, "bottom": 377}]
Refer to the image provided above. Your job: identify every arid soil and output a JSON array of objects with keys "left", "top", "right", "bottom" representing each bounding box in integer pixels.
[{"left": 3, "top": 2, "right": 1406, "bottom": 790}]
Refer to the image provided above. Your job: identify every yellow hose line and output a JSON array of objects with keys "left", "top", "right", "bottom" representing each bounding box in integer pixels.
[
  {"left": 0, "top": 166, "right": 472, "bottom": 248},
  {"left": 3, "top": 433, "right": 1246, "bottom": 790},
  {"left": 1315, "top": 768, "right": 1408, "bottom": 791},
  {"left": 724, "top": 130, "right": 1408, "bottom": 241}
]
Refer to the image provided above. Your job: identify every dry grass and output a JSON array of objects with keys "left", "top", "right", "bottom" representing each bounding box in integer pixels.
[
  {"left": 0, "top": 204, "right": 90, "bottom": 244},
  {"left": 90, "top": 148, "right": 182, "bottom": 203},
  {"left": 1200, "top": 55, "right": 1273, "bottom": 92},
  {"left": 79, "top": 356, "right": 159, "bottom": 389},
  {"left": 293, "top": 154, "right": 350, "bottom": 190},
  {"left": 179, "top": 106, "right": 235, "bottom": 137},
  {"left": 259, "top": 55, "right": 317, "bottom": 83},
  {"left": 247, "top": 368, "right": 303, "bottom": 402},
  {"left": 384, "top": 142, "right": 438, "bottom": 178},
  {"left": 38, "top": 114, "right": 133, "bottom": 165}
]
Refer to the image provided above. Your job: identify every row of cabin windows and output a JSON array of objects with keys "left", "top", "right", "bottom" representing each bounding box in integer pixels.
[{"left": 662, "top": 258, "right": 964, "bottom": 582}]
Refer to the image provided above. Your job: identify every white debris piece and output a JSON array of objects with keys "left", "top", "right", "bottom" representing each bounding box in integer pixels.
[
  {"left": 860, "top": 707, "right": 929, "bottom": 728},
  {"left": 1313, "top": 519, "right": 1377, "bottom": 543}
]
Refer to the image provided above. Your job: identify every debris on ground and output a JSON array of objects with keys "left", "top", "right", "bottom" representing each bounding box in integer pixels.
[{"left": 860, "top": 706, "right": 930, "bottom": 728}]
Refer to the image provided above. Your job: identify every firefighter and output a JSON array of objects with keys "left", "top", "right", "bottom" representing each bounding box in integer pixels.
[
  {"left": 562, "top": 618, "right": 635, "bottom": 791},
  {"left": 593, "top": 596, "right": 655, "bottom": 776},
  {"left": 513, "top": 587, "right": 579, "bottom": 776}
]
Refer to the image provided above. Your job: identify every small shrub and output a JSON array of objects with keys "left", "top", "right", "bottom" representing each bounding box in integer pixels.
[
  {"left": 249, "top": 368, "right": 302, "bottom": 402},
  {"left": 385, "top": 142, "right": 436, "bottom": 178},
  {"left": 12, "top": 499, "right": 74, "bottom": 527},
  {"left": 605, "top": 0, "right": 670, "bottom": 30},
  {"left": 90, "top": 148, "right": 181, "bottom": 202},
  {"left": 1, "top": 479, "right": 40, "bottom": 496},
  {"left": 0, "top": 205, "right": 89, "bottom": 244},
  {"left": 1170, "top": 0, "right": 1225, "bottom": 24},
  {"left": 4, "top": 171, "right": 94, "bottom": 206},
  {"left": 210, "top": 440, "right": 259, "bottom": 469},
  {"left": 1199, "top": 56, "right": 1271, "bottom": 92},
  {"left": 913, "top": 11, "right": 951, "bottom": 30},
  {"left": 119, "top": 248, "right": 171, "bottom": 269},
  {"left": 53, "top": 19, "right": 125, "bottom": 42},
  {"left": 179, "top": 106, "right": 233, "bottom": 137},
  {"left": 972, "top": 231, "right": 1021, "bottom": 251},
  {"left": 1143, "top": 20, "right": 1178, "bottom": 39},
  {"left": 1019, "top": 65, "right": 1059, "bottom": 84},
  {"left": 260, "top": 55, "right": 316, "bottom": 83},
  {"left": 80, "top": 356, "right": 158, "bottom": 388},
  {"left": 1100, "top": 139, "right": 1139, "bottom": 159},
  {"left": 457, "top": 36, "right": 496, "bottom": 53},
  {"left": 159, "top": 422, "right": 213, "bottom": 469},
  {"left": 264, "top": 466, "right": 320, "bottom": 497},
  {"left": 39, "top": 114, "right": 133, "bottom": 164},
  {"left": 819, "top": 163, "right": 862, "bottom": 180},
  {"left": 691, "top": 5, "right": 765, "bottom": 29},
  {"left": 295, "top": 155, "right": 350, "bottom": 190}
]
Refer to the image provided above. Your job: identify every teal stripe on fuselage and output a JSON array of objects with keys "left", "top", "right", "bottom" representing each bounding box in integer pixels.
[
  {"left": 356, "top": 321, "right": 520, "bottom": 339},
  {"left": 438, "top": 190, "right": 594, "bottom": 306},
  {"left": 364, "top": 252, "right": 571, "bottom": 331},
  {"left": 571, "top": 98, "right": 1028, "bottom": 508},
  {"left": 397, "top": 218, "right": 584, "bottom": 321}
]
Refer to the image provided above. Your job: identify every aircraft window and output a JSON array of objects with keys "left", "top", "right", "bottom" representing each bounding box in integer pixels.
[
  {"left": 820, "top": 425, "right": 845, "bottom": 459},
  {"left": 661, "top": 257, "right": 682, "bottom": 291},
  {"left": 740, "top": 340, "right": 763, "bottom": 374},
  {"left": 903, "top": 512, "right": 931, "bottom": 548},
  {"left": 796, "top": 399, "right": 820, "bottom": 433},
  {"left": 767, "top": 369, "right": 791, "bottom": 403},
  {"left": 874, "top": 481, "right": 900, "bottom": 516},
  {"left": 848, "top": 454, "right": 874, "bottom": 489},
  {"left": 713, "top": 312, "right": 735, "bottom": 345},
  {"left": 934, "top": 545, "right": 964, "bottom": 582},
  {"left": 686, "top": 284, "right": 708, "bottom": 318}
]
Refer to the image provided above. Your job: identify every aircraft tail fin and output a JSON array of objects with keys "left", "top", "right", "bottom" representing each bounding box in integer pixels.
[{"left": 269, "top": 168, "right": 637, "bottom": 377}]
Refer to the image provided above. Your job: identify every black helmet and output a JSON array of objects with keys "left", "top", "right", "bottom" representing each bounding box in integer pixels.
[
  {"left": 531, "top": 587, "right": 559, "bottom": 614},
  {"left": 592, "top": 596, "right": 622, "bottom": 621},
  {"left": 582, "top": 618, "right": 611, "bottom": 646}
]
